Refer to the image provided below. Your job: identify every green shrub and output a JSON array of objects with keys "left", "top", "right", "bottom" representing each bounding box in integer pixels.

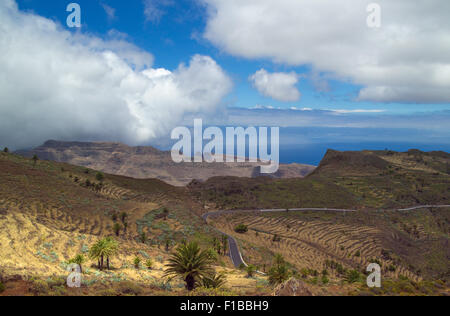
[
  {"left": 345, "top": 270, "right": 362, "bottom": 283},
  {"left": 201, "top": 273, "right": 226, "bottom": 289},
  {"left": 46, "top": 276, "right": 66, "bottom": 288},
  {"left": 246, "top": 265, "right": 257, "bottom": 278},
  {"left": 30, "top": 279, "right": 50, "bottom": 295},
  {"left": 0, "top": 282, "right": 5, "bottom": 293},
  {"left": 133, "top": 256, "right": 141, "bottom": 269},
  {"left": 321, "top": 275, "right": 329, "bottom": 285},
  {"left": 206, "top": 249, "right": 219, "bottom": 262},
  {"left": 118, "top": 281, "right": 143, "bottom": 296},
  {"left": 388, "top": 265, "right": 396, "bottom": 272},
  {"left": 234, "top": 224, "right": 248, "bottom": 233},
  {"left": 50, "top": 285, "right": 67, "bottom": 296},
  {"left": 300, "top": 268, "right": 309, "bottom": 279},
  {"left": 95, "top": 172, "right": 105, "bottom": 182},
  {"left": 98, "top": 288, "right": 118, "bottom": 296},
  {"left": 145, "top": 259, "right": 153, "bottom": 270}
]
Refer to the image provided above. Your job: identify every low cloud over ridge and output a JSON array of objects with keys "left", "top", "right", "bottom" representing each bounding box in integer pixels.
[{"left": 0, "top": 0, "right": 232, "bottom": 149}]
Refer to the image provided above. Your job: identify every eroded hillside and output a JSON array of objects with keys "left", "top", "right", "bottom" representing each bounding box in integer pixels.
[{"left": 16, "top": 140, "right": 315, "bottom": 186}]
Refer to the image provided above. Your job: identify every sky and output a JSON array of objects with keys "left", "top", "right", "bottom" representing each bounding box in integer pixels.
[{"left": 1, "top": 0, "right": 449, "bottom": 162}]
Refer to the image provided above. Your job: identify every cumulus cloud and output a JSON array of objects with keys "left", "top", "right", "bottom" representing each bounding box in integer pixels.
[
  {"left": 0, "top": 0, "right": 232, "bottom": 149},
  {"left": 202, "top": 0, "right": 450, "bottom": 103},
  {"left": 249, "top": 69, "right": 300, "bottom": 102}
]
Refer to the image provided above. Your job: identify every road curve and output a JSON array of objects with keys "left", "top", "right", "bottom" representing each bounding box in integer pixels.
[
  {"left": 202, "top": 207, "right": 358, "bottom": 269},
  {"left": 202, "top": 205, "right": 450, "bottom": 270}
]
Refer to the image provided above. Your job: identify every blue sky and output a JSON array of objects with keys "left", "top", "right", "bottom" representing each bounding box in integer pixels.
[
  {"left": 1, "top": 0, "right": 449, "bottom": 161},
  {"left": 15, "top": 0, "right": 449, "bottom": 114}
]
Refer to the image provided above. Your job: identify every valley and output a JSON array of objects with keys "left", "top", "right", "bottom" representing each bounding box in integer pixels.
[{"left": 0, "top": 147, "right": 448, "bottom": 296}]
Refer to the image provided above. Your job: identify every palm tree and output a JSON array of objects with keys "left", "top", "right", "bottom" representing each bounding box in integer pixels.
[
  {"left": 113, "top": 223, "right": 122, "bottom": 237},
  {"left": 164, "top": 242, "right": 213, "bottom": 291},
  {"left": 104, "top": 237, "right": 118, "bottom": 270},
  {"left": 119, "top": 212, "right": 127, "bottom": 223},
  {"left": 201, "top": 272, "right": 226, "bottom": 289},
  {"left": 69, "top": 254, "right": 86, "bottom": 273},
  {"left": 140, "top": 232, "right": 147, "bottom": 244},
  {"left": 89, "top": 239, "right": 105, "bottom": 270},
  {"left": 274, "top": 253, "right": 285, "bottom": 267},
  {"left": 221, "top": 235, "right": 228, "bottom": 256},
  {"left": 89, "top": 237, "right": 118, "bottom": 270},
  {"left": 162, "top": 207, "right": 169, "bottom": 220},
  {"left": 268, "top": 254, "right": 290, "bottom": 285}
]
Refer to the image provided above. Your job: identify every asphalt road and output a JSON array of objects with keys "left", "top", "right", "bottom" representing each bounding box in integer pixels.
[
  {"left": 202, "top": 205, "right": 450, "bottom": 269},
  {"left": 397, "top": 205, "right": 450, "bottom": 211},
  {"left": 202, "top": 208, "right": 358, "bottom": 269}
]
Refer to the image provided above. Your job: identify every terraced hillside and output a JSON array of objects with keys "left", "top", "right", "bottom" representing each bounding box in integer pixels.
[
  {"left": 189, "top": 149, "right": 450, "bottom": 210},
  {"left": 1, "top": 148, "right": 448, "bottom": 296},
  {"left": 208, "top": 208, "right": 450, "bottom": 284},
  {"left": 196, "top": 149, "right": 449, "bottom": 292},
  {"left": 0, "top": 151, "right": 268, "bottom": 296}
]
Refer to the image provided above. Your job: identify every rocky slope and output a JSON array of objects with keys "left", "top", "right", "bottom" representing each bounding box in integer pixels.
[{"left": 16, "top": 140, "right": 316, "bottom": 186}]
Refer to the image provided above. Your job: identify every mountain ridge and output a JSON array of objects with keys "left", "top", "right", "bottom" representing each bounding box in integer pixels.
[{"left": 15, "top": 140, "right": 316, "bottom": 186}]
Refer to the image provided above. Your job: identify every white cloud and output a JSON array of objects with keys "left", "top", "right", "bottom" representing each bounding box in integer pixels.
[
  {"left": 249, "top": 69, "right": 300, "bottom": 102},
  {"left": 0, "top": 1, "right": 232, "bottom": 149},
  {"left": 101, "top": 3, "right": 116, "bottom": 21},
  {"left": 202, "top": 0, "right": 450, "bottom": 103},
  {"left": 330, "top": 109, "right": 386, "bottom": 114},
  {"left": 143, "top": 0, "right": 173, "bottom": 23}
]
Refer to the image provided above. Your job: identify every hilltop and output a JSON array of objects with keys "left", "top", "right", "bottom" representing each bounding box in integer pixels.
[
  {"left": 15, "top": 140, "right": 316, "bottom": 186},
  {"left": 192, "top": 149, "right": 449, "bottom": 290},
  {"left": 190, "top": 149, "right": 450, "bottom": 210}
]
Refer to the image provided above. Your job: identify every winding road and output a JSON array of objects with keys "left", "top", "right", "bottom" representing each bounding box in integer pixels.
[
  {"left": 202, "top": 208, "right": 358, "bottom": 269},
  {"left": 203, "top": 205, "right": 450, "bottom": 269}
]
